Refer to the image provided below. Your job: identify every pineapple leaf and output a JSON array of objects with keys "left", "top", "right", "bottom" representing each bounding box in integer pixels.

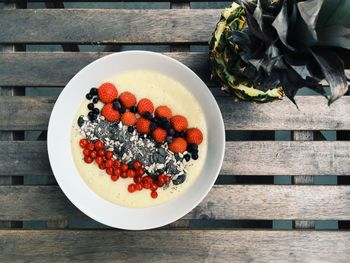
[
  {"left": 272, "top": 0, "right": 295, "bottom": 50},
  {"left": 311, "top": 48, "right": 348, "bottom": 104},
  {"left": 297, "top": 0, "right": 324, "bottom": 41},
  {"left": 317, "top": 25, "right": 350, "bottom": 49},
  {"left": 317, "top": 0, "right": 350, "bottom": 28}
]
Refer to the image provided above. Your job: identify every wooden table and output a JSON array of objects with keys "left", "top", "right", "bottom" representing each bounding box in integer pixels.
[{"left": 1, "top": 1, "right": 350, "bottom": 262}]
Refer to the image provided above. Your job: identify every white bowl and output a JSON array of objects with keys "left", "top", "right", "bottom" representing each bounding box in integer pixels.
[{"left": 48, "top": 51, "right": 225, "bottom": 230}]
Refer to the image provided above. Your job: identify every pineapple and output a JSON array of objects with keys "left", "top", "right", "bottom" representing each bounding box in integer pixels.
[
  {"left": 210, "top": 0, "right": 350, "bottom": 104},
  {"left": 209, "top": 3, "right": 284, "bottom": 102}
]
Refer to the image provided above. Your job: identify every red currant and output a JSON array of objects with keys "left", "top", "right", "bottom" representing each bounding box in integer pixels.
[
  {"left": 135, "top": 183, "right": 143, "bottom": 191},
  {"left": 128, "top": 184, "right": 136, "bottom": 193},
  {"left": 157, "top": 176, "right": 165, "bottom": 186},
  {"left": 143, "top": 183, "right": 150, "bottom": 189},
  {"left": 136, "top": 168, "right": 145, "bottom": 176},
  {"left": 79, "top": 138, "right": 88, "bottom": 148},
  {"left": 127, "top": 169, "right": 136, "bottom": 178},
  {"left": 113, "top": 168, "right": 121, "bottom": 176},
  {"left": 111, "top": 175, "right": 119, "bottom": 181},
  {"left": 133, "top": 176, "right": 142, "bottom": 184},
  {"left": 105, "top": 151, "right": 113, "bottom": 160},
  {"left": 151, "top": 191, "right": 158, "bottom": 199},
  {"left": 87, "top": 143, "right": 95, "bottom": 151},
  {"left": 98, "top": 163, "right": 105, "bottom": 170},
  {"left": 106, "top": 167, "right": 113, "bottom": 175},
  {"left": 150, "top": 183, "right": 158, "bottom": 191},
  {"left": 121, "top": 163, "right": 128, "bottom": 172},
  {"left": 121, "top": 172, "right": 128, "bottom": 178},
  {"left": 90, "top": 151, "right": 97, "bottom": 159},
  {"left": 97, "top": 149, "right": 105, "bottom": 156},
  {"left": 133, "top": 161, "right": 142, "bottom": 170},
  {"left": 95, "top": 156, "right": 103, "bottom": 165},
  {"left": 94, "top": 140, "right": 104, "bottom": 150},
  {"left": 105, "top": 160, "right": 113, "bottom": 168},
  {"left": 84, "top": 156, "right": 93, "bottom": 164},
  {"left": 164, "top": 176, "right": 171, "bottom": 183},
  {"left": 83, "top": 149, "right": 91, "bottom": 157},
  {"left": 113, "top": 160, "right": 120, "bottom": 168}
]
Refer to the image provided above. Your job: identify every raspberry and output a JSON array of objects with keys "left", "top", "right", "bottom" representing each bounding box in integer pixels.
[
  {"left": 168, "top": 137, "right": 187, "bottom": 153},
  {"left": 121, "top": 112, "right": 137, "bottom": 126},
  {"left": 155, "top": 105, "right": 172, "bottom": 119},
  {"left": 186, "top": 128, "right": 203, "bottom": 145},
  {"left": 170, "top": 115, "right": 188, "bottom": 132},
  {"left": 152, "top": 128, "right": 167, "bottom": 143},
  {"left": 98, "top": 83, "right": 118, "bottom": 103},
  {"left": 119, "top": 91, "right": 136, "bottom": 108},
  {"left": 136, "top": 118, "right": 151, "bottom": 134},
  {"left": 101, "top": 103, "right": 120, "bottom": 122},
  {"left": 137, "top": 98, "right": 154, "bottom": 115}
]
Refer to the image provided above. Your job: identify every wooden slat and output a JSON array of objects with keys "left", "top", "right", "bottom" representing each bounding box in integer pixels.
[
  {"left": 2, "top": 51, "right": 345, "bottom": 87},
  {"left": 0, "top": 96, "right": 54, "bottom": 131},
  {"left": 0, "top": 52, "right": 210, "bottom": 86},
  {"left": 1, "top": 185, "right": 350, "bottom": 220},
  {"left": 0, "top": 9, "right": 220, "bottom": 44},
  {"left": 2, "top": 141, "right": 350, "bottom": 176},
  {"left": 3, "top": 95, "right": 350, "bottom": 131},
  {"left": 1, "top": 230, "right": 350, "bottom": 262}
]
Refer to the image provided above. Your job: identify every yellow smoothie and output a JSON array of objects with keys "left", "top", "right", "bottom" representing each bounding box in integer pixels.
[{"left": 71, "top": 70, "right": 207, "bottom": 207}]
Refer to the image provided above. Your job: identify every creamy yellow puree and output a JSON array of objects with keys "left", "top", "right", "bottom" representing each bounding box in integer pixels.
[{"left": 71, "top": 70, "right": 207, "bottom": 207}]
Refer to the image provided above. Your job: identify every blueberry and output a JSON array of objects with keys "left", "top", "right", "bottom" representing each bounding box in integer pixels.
[
  {"left": 166, "top": 136, "right": 173, "bottom": 143},
  {"left": 192, "top": 149, "right": 199, "bottom": 155},
  {"left": 174, "top": 132, "right": 180, "bottom": 137},
  {"left": 192, "top": 153, "right": 199, "bottom": 160},
  {"left": 160, "top": 117, "right": 168, "bottom": 123},
  {"left": 87, "top": 103, "right": 94, "bottom": 110},
  {"left": 144, "top": 111, "right": 153, "bottom": 120},
  {"left": 89, "top": 114, "right": 97, "bottom": 122},
  {"left": 113, "top": 101, "right": 121, "bottom": 111},
  {"left": 90, "top": 87, "right": 98, "bottom": 96},
  {"left": 180, "top": 131, "right": 185, "bottom": 138},
  {"left": 130, "top": 106, "right": 137, "bottom": 113},
  {"left": 187, "top": 144, "right": 198, "bottom": 152},
  {"left": 184, "top": 154, "right": 191, "bottom": 162},
  {"left": 92, "top": 97, "right": 99, "bottom": 104},
  {"left": 150, "top": 122, "right": 156, "bottom": 132},
  {"left": 162, "top": 121, "right": 171, "bottom": 130},
  {"left": 88, "top": 111, "right": 94, "bottom": 117},
  {"left": 168, "top": 128, "right": 175, "bottom": 136},
  {"left": 86, "top": 93, "right": 93, "bottom": 100},
  {"left": 119, "top": 106, "right": 126, "bottom": 114},
  {"left": 155, "top": 119, "right": 162, "bottom": 127},
  {"left": 93, "top": 108, "right": 99, "bottom": 115},
  {"left": 151, "top": 117, "right": 157, "bottom": 123},
  {"left": 128, "top": 126, "right": 134, "bottom": 133}
]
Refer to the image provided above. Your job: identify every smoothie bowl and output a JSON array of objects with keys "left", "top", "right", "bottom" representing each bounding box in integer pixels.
[{"left": 48, "top": 51, "right": 225, "bottom": 229}]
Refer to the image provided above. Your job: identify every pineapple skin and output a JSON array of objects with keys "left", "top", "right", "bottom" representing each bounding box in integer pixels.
[{"left": 209, "top": 2, "right": 284, "bottom": 102}]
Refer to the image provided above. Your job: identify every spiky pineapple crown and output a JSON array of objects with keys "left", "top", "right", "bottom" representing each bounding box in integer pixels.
[{"left": 225, "top": 0, "right": 350, "bottom": 104}]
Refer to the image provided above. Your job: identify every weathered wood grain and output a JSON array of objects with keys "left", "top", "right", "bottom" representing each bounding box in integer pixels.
[
  {"left": 0, "top": 96, "right": 55, "bottom": 130},
  {"left": 1, "top": 230, "right": 350, "bottom": 262},
  {"left": 292, "top": 131, "right": 315, "bottom": 229},
  {"left": 0, "top": 52, "right": 210, "bottom": 86},
  {"left": 0, "top": 9, "right": 221, "bottom": 44},
  {"left": 2, "top": 95, "right": 350, "bottom": 130},
  {"left": 2, "top": 141, "right": 350, "bottom": 176},
  {"left": 1, "top": 185, "right": 350, "bottom": 221}
]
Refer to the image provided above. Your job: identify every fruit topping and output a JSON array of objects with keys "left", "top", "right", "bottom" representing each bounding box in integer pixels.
[
  {"left": 98, "top": 82, "right": 118, "bottom": 103},
  {"left": 101, "top": 103, "right": 120, "bottom": 122}
]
